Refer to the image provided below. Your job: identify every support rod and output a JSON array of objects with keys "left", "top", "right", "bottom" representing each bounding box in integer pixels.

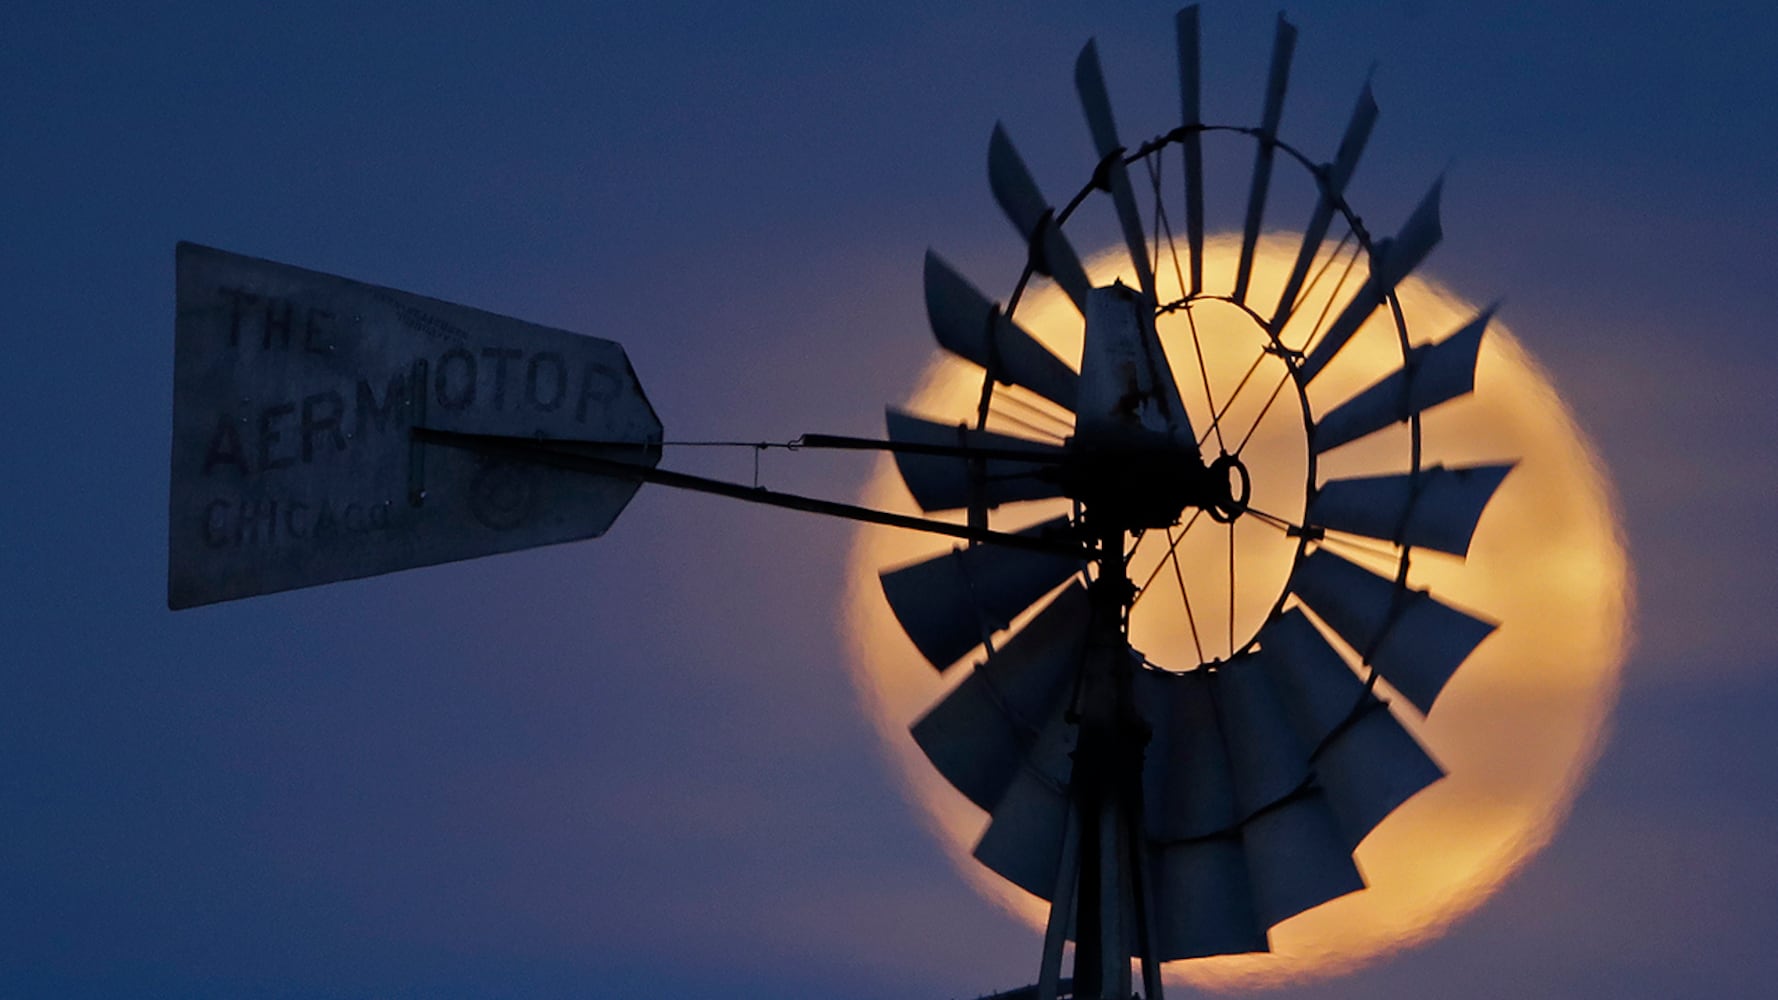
[
  {"left": 796, "top": 430, "right": 1069, "bottom": 463},
  {"left": 410, "top": 428, "right": 1090, "bottom": 557}
]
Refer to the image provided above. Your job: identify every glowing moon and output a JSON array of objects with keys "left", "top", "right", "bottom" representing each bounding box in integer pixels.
[{"left": 840, "top": 234, "right": 1631, "bottom": 989}]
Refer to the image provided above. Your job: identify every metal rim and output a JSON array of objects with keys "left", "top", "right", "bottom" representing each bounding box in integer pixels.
[{"left": 975, "top": 123, "right": 1421, "bottom": 674}]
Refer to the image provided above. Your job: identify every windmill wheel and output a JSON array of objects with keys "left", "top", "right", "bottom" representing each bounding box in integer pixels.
[{"left": 876, "top": 7, "right": 1512, "bottom": 997}]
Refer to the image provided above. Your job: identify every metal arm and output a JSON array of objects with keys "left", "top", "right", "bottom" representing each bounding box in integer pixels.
[{"left": 410, "top": 428, "right": 1089, "bottom": 557}]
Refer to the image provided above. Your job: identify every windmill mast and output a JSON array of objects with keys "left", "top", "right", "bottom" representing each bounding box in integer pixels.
[{"left": 1058, "top": 519, "right": 1153, "bottom": 1000}]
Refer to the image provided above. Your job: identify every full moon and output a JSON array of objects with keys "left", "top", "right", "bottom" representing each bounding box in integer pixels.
[{"left": 840, "top": 234, "right": 1631, "bottom": 989}]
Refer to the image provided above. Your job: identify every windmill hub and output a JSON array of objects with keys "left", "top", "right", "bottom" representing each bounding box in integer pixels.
[
  {"left": 1205, "top": 451, "right": 1253, "bottom": 523},
  {"left": 1056, "top": 440, "right": 1245, "bottom": 533}
]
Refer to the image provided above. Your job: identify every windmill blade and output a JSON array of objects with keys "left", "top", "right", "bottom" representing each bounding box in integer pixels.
[
  {"left": 1252, "top": 609, "right": 1367, "bottom": 747},
  {"left": 1176, "top": 5, "right": 1205, "bottom": 294},
  {"left": 881, "top": 515, "right": 1084, "bottom": 671},
  {"left": 1253, "top": 611, "right": 1444, "bottom": 848},
  {"left": 1233, "top": 14, "right": 1297, "bottom": 304},
  {"left": 1239, "top": 788, "right": 1366, "bottom": 928},
  {"left": 1314, "top": 699, "right": 1445, "bottom": 849},
  {"left": 1149, "top": 837, "right": 1268, "bottom": 958},
  {"left": 1312, "top": 305, "right": 1493, "bottom": 453},
  {"left": 924, "top": 251, "right": 1080, "bottom": 412},
  {"left": 885, "top": 408, "right": 1069, "bottom": 513},
  {"left": 1216, "top": 652, "right": 1313, "bottom": 819},
  {"left": 1307, "top": 463, "right": 1514, "bottom": 557},
  {"left": 1297, "top": 179, "right": 1445, "bottom": 384},
  {"left": 989, "top": 124, "right": 1093, "bottom": 311},
  {"left": 912, "top": 582, "right": 1091, "bottom": 810},
  {"left": 1135, "top": 669, "right": 1266, "bottom": 958},
  {"left": 1289, "top": 548, "right": 1498, "bottom": 714},
  {"left": 1134, "top": 653, "right": 1369, "bottom": 950},
  {"left": 1075, "top": 40, "right": 1157, "bottom": 299},
  {"left": 1270, "top": 82, "right": 1378, "bottom": 331},
  {"left": 1137, "top": 669, "right": 1239, "bottom": 842},
  {"left": 1138, "top": 656, "right": 1360, "bottom": 939},
  {"left": 973, "top": 707, "right": 1080, "bottom": 899},
  {"left": 1213, "top": 654, "right": 1366, "bottom": 927}
]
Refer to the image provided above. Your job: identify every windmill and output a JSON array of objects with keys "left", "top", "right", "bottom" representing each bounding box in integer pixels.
[
  {"left": 167, "top": 8, "right": 1510, "bottom": 999},
  {"left": 879, "top": 9, "right": 1508, "bottom": 997}
]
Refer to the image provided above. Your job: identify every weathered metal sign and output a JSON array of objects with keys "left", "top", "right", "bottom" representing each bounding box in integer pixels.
[{"left": 169, "top": 243, "right": 661, "bottom": 609}]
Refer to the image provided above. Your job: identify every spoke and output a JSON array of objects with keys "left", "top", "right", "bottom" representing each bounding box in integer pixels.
[
  {"left": 1232, "top": 360, "right": 1292, "bottom": 455},
  {"left": 987, "top": 407, "right": 1069, "bottom": 442},
  {"left": 1247, "top": 504, "right": 1412, "bottom": 564},
  {"left": 1190, "top": 239, "right": 1356, "bottom": 451},
  {"left": 1285, "top": 226, "right": 1354, "bottom": 336},
  {"left": 1146, "top": 150, "right": 1166, "bottom": 283},
  {"left": 1195, "top": 347, "right": 1266, "bottom": 449},
  {"left": 1132, "top": 507, "right": 1205, "bottom": 603},
  {"left": 1317, "top": 531, "right": 1411, "bottom": 563},
  {"left": 1293, "top": 234, "right": 1363, "bottom": 356},
  {"left": 1167, "top": 525, "right": 1207, "bottom": 663},
  {"left": 1184, "top": 304, "right": 1224, "bottom": 453},
  {"left": 1227, "top": 232, "right": 1365, "bottom": 457},
  {"left": 1149, "top": 154, "right": 1189, "bottom": 304},
  {"left": 1143, "top": 154, "right": 1223, "bottom": 452},
  {"left": 987, "top": 384, "right": 1075, "bottom": 441},
  {"left": 1244, "top": 505, "right": 1299, "bottom": 532},
  {"left": 1226, "top": 519, "right": 1236, "bottom": 655},
  {"left": 998, "top": 381, "right": 1077, "bottom": 430}
]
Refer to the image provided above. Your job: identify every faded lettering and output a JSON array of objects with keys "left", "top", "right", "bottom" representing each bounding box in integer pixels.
[
  {"left": 264, "top": 298, "right": 294, "bottom": 350},
  {"left": 203, "top": 416, "right": 250, "bottom": 476},
  {"left": 220, "top": 287, "right": 258, "bottom": 347},
  {"left": 436, "top": 347, "right": 477, "bottom": 410},
  {"left": 203, "top": 498, "right": 231, "bottom": 548},
  {"left": 481, "top": 347, "right": 522, "bottom": 410},
  {"left": 303, "top": 309, "right": 333, "bottom": 355},
  {"left": 576, "top": 361, "right": 621, "bottom": 422},
  {"left": 300, "top": 390, "right": 346, "bottom": 462},
  {"left": 200, "top": 495, "right": 396, "bottom": 550},
  {"left": 257, "top": 403, "right": 296, "bottom": 472},
  {"left": 198, "top": 332, "right": 635, "bottom": 478},
  {"left": 218, "top": 289, "right": 338, "bottom": 356},
  {"left": 526, "top": 352, "right": 567, "bottom": 411},
  {"left": 355, "top": 373, "right": 408, "bottom": 437}
]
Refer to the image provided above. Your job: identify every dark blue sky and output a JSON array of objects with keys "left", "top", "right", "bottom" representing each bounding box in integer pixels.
[{"left": 3, "top": 2, "right": 1775, "bottom": 997}]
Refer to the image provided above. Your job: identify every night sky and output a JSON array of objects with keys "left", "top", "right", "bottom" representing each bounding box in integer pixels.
[{"left": 4, "top": 2, "right": 1775, "bottom": 998}]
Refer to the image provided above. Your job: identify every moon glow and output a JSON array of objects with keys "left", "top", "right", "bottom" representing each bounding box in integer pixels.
[{"left": 841, "top": 235, "right": 1631, "bottom": 989}]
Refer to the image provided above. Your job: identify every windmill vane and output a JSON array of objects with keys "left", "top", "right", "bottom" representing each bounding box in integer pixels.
[{"left": 168, "top": 8, "right": 1514, "bottom": 999}]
